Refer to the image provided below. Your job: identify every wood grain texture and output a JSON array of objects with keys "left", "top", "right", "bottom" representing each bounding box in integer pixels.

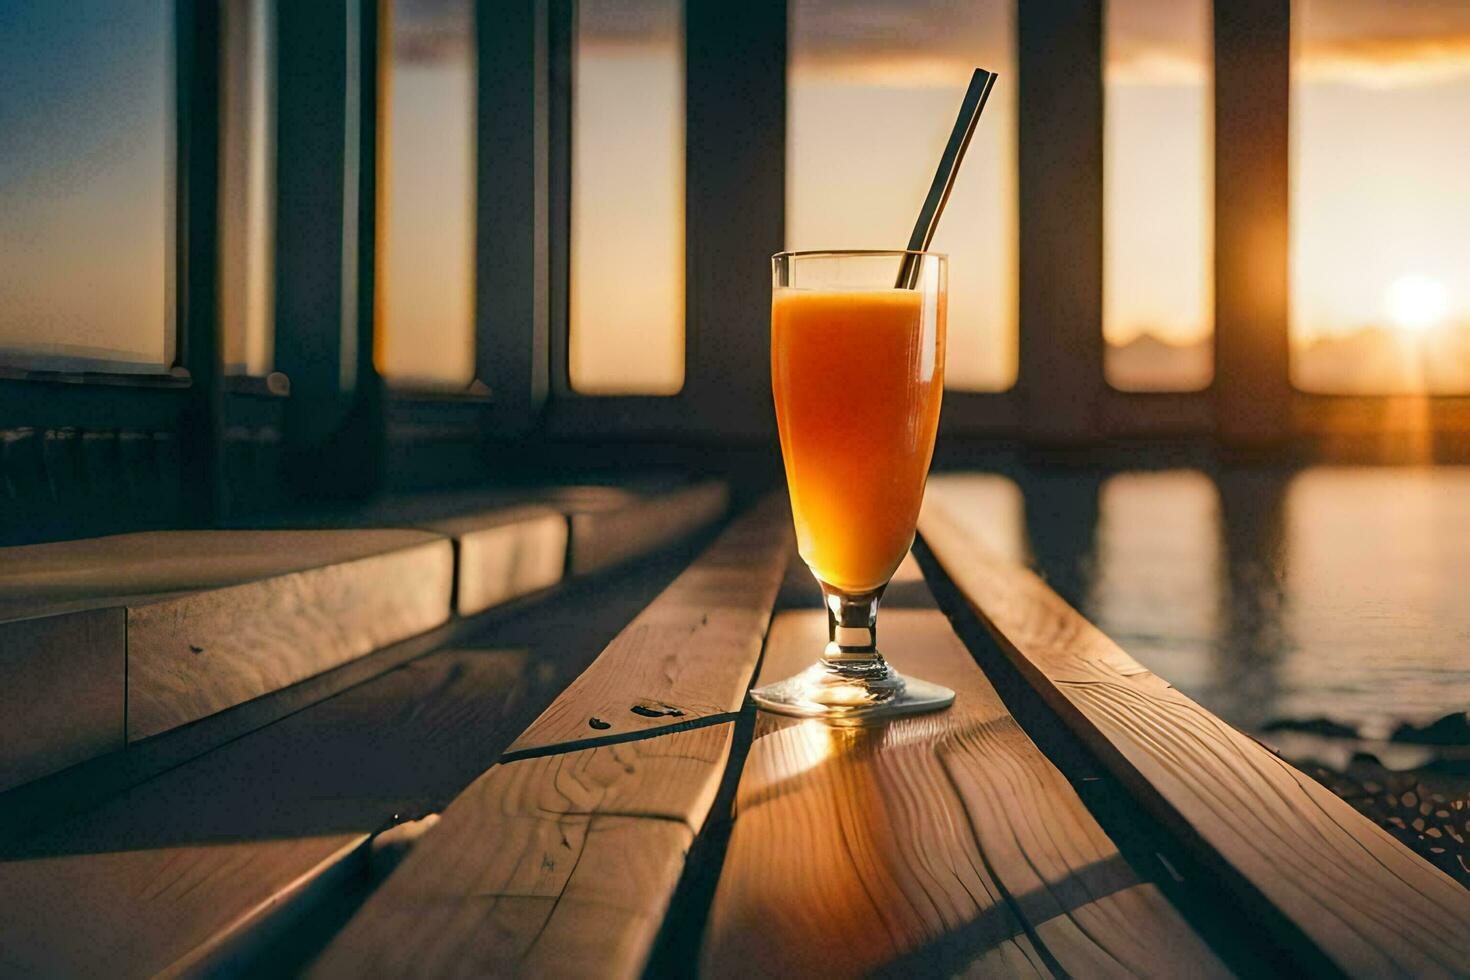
[
  {"left": 567, "top": 479, "right": 729, "bottom": 575},
  {"left": 128, "top": 536, "right": 453, "bottom": 740},
  {"left": 0, "top": 831, "right": 366, "bottom": 978},
  {"left": 0, "top": 529, "right": 446, "bottom": 615},
  {"left": 0, "top": 607, "right": 123, "bottom": 792},
  {"left": 509, "top": 494, "right": 789, "bottom": 753},
  {"left": 426, "top": 505, "right": 568, "bottom": 616},
  {"left": 919, "top": 496, "right": 1470, "bottom": 978},
  {"left": 704, "top": 609, "right": 1226, "bottom": 979},
  {"left": 311, "top": 724, "right": 734, "bottom": 979},
  {"left": 0, "top": 528, "right": 455, "bottom": 744},
  {"left": 0, "top": 651, "right": 535, "bottom": 979},
  {"left": 0, "top": 553, "right": 703, "bottom": 980}
]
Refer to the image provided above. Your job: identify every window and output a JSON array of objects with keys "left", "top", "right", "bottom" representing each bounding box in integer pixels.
[
  {"left": 0, "top": 0, "right": 172, "bottom": 373},
  {"left": 1103, "top": 0, "right": 1213, "bottom": 391},
  {"left": 377, "top": 0, "right": 477, "bottom": 388},
  {"left": 1290, "top": 0, "right": 1470, "bottom": 394},
  {"left": 221, "top": 0, "right": 276, "bottom": 376},
  {"left": 569, "top": 0, "right": 685, "bottom": 396},
  {"left": 787, "top": 0, "right": 1017, "bottom": 392}
]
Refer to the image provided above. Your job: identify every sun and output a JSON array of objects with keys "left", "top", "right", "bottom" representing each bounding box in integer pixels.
[{"left": 1384, "top": 274, "right": 1450, "bottom": 333}]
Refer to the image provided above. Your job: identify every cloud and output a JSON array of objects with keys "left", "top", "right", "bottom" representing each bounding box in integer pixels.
[{"left": 1297, "top": 35, "right": 1470, "bottom": 87}]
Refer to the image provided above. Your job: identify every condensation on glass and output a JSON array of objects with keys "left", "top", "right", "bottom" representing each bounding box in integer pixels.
[
  {"left": 220, "top": 0, "right": 275, "bottom": 376},
  {"left": 787, "top": 0, "right": 1017, "bottom": 392},
  {"left": 0, "top": 0, "right": 172, "bottom": 373},
  {"left": 378, "top": 0, "right": 477, "bottom": 388},
  {"left": 569, "top": 0, "right": 685, "bottom": 395},
  {"left": 1103, "top": 0, "right": 1213, "bottom": 391},
  {"left": 1290, "top": 1, "right": 1470, "bottom": 394}
]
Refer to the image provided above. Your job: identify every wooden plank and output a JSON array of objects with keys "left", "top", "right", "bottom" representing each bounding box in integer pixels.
[
  {"left": 510, "top": 493, "right": 788, "bottom": 753},
  {"left": 0, "top": 608, "right": 123, "bottom": 793},
  {"left": 919, "top": 494, "right": 1470, "bottom": 977},
  {"left": 311, "top": 724, "right": 734, "bottom": 979},
  {"left": 1214, "top": 0, "right": 1291, "bottom": 446},
  {"left": 0, "top": 529, "right": 454, "bottom": 743},
  {"left": 0, "top": 546, "right": 705, "bottom": 977},
  {"left": 0, "top": 528, "right": 445, "bottom": 611},
  {"left": 125, "top": 535, "right": 453, "bottom": 740},
  {"left": 0, "top": 653, "right": 529, "bottom": 979},
  {"left": 0, "top": 831, "right": 367, "bottom": 979},
  {"left": 567, "top": 479, "right": 729, "bottom": 575},
  {"left": 704, "top": 609, "right": 1226, "bottom": 978},
  {"left": 425, "top": 505, "right": 568, "bottom": 616}
]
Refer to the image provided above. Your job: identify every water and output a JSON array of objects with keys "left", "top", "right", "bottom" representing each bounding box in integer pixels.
[{"left": 929, "top": 464, "right": 1470, "bottom": 758}]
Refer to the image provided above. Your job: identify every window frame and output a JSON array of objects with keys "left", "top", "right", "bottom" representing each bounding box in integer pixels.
[
  {"left": 541, "top": 0, "right": 786, "bottom": 443},
  {"left": 0, "top": 0, "right": 223, "bottom": 525}
]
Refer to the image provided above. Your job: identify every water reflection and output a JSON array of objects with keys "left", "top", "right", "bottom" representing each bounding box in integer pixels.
[
  {"left": 1281, "top": 467, "right": 1470, "bottom": 735},
  {"left": 1089, "top": 471, "right": 1225, "bottom": 712},
  {"left": 1212, "top": 468, "right": 1291, "bottom": 731},
  {"left": 933, "top": 465, "right": 1470, "bottom": 738}
]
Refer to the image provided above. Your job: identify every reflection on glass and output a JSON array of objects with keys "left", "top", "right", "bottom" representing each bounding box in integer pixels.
[
  {"left": 787, "top": 0, "right": 1017, "bottom": 392},
  {"left": 221, "top": 0, "right": 275, "bottom": 376},
  {"left": 378, "top": 0, "right": 476, "bottom": 387},
  {"left": 1088, "top": 471, "right": 1221, "bottom": 699},
  {"left": 1284, "top": 468, "right": 1470, "bottom": 734},
  {"left": 1103, "top": 0, "right": 1213, "bottom": 391},
  {"left": 569, "top": 0, "right": 685, "bottom": 395},
  {"left": 1291, "top": 1, "right": 1470, "bottom": 394},
  {"left": 0, "top": 0, "right": 172, "bottom": 372}
]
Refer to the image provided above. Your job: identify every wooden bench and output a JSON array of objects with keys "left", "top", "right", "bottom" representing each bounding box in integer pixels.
[
  {"left": 0, "top": 479, "right": 726, "bottom": 808},
  {"left": 310, "top": 496, "right": 790, "bottom": 978},
  {"left": 1, "top": 484, "right": 1465, "bottom": 978},
  {"left": 0, "top": 507, "right": 724, "bottom": 977}
]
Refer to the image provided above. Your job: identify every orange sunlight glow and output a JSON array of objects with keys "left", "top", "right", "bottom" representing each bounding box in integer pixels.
[{"left": 1385, "top": 275, "right": 1450, "bottom": 334}]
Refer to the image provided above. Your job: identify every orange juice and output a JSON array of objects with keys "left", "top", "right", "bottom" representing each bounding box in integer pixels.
[{"left": 772, "top": 287, "right": 945, "bottom": 593}]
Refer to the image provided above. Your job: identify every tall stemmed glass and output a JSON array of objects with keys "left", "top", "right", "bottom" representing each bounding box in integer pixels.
[{"left": 752, "top": 250, "right": 955, "bottom": 720}]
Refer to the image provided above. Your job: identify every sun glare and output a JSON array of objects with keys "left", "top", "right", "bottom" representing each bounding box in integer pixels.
[{"left": 1385, "top": 274, "right": 1450, "bottom": 333}]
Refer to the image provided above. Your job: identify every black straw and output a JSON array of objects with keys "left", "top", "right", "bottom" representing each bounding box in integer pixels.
[{"left": 896, "top": 68, "right": 997, "bottom": 289}]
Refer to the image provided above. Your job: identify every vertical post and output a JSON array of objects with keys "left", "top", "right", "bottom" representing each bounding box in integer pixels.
[
  {"left": 547, "top": 0, "right": 573, "bottom": 401},
  {"left": 274, "top": 0, "right": 383, "bottom": 499},
  {"left": 177, "top": 0, "right": 224, "bottom": 525},
  {"left": 1214, "top": 0, "right": 1292, "bottom": 447},
  {"left": 684, "top": 0, "right": 786, "bottom": 441},
  {"left": 480, "top": 0, "right": 550, "bottom": 435},
  {"left": 1017, "top": 0, "right": 1105, "bottom": 445}
]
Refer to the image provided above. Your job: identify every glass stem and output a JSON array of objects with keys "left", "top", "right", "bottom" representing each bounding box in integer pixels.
[{"left": 819, "top": 582, "right": 889, "bottom": 680}]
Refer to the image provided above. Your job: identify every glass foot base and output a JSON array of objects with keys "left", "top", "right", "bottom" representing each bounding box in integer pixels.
[{"left": 750, "top": 661, "right": 955, "bottom": 721}]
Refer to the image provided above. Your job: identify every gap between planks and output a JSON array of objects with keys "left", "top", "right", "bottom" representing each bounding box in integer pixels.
[{"left": 310, "top": 495, "right": 793, "bottom": 978}]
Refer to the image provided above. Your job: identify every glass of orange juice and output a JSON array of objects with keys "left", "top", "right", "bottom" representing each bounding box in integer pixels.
[{"left": 753, "top": 250, "right": 955, "bottom": 719}]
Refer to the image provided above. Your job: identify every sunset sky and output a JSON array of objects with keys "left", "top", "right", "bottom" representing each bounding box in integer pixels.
[
  {"left": 379, "top": 0, "right": 477, "bottom": 387},
  {"left": 2, "top": 0, "right": 1468, "bottom": 395},
  {"left": 1291, "top": 0, "right": 1470, "bottom": 344},
  {"left": 0, "top": 0, "right": 170, "bottom": 372},
  {"left": 569, "top": 0, "right": 685, "bottom": 396}
]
